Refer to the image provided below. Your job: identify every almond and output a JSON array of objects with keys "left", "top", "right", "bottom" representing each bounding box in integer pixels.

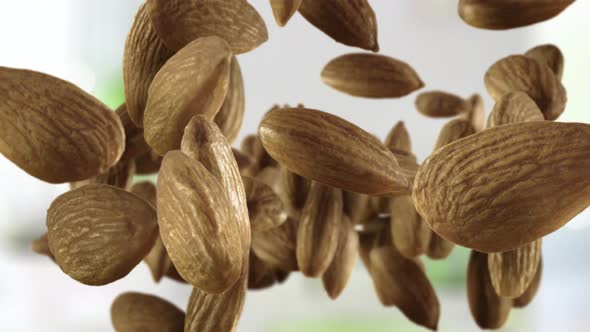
[
  {"left": 135, "top": 150, "right": 162, "bottom": 175},
  {"left": 214, "top": 56, "right": 245, "bottom": 144},
  {"left": 391, "top": 195, "right": 431, "bottom": 258},
  {"left": 111, "top": 292, "right": 184, "bottom": 332},
  {"left": 243, "top": 176, "right": 287, "bottom": 233},
  {"left": 513, "top": 258, "right": 543, "bottom": 308},
  {"left": 426, "top": 233, "right": 455, "bottom": 260},
  {"left": 115, "top": 103, "right": 151, "bottom": 161},
  {"left": 270, "top": 0, "right": 302, "bottom": 27},
  {"left": 31, "top": 233, "right": 54, "bottom": 260},
  {"left": 488, "top": 240, "right": 542, "bottom": 298},
  {"left": 322, "top": 216, "right": 358, "bottom": 299},
  {"left": 385, "top": 121, "right": 412, "bottom": 152},
  {"left": 486, "top": 91, "right": 545, "bottom": 128},
  {"left": 461, "top": 93, "right": 486, "bottom": 132},
  {"left": 525, "top": 44, "right": 565, "bottom": 81},
  {"left": 415, "top": 91, "right": 470, "bottom": 118},
  {"left": 70, "top": 159, "right": 135, "bottom": 190},
  {"left": 252, "top": 218, "right": 298, "bottom": 271}
]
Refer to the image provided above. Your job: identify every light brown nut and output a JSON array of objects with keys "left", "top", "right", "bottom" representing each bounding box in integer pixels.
[
  {"left": 513, "top": 258, "right": 543, "bottom": 308},
  {"left": 233, "top": 148, "right": 254, "bottom": 173},
  {"left": 252, "top": 218, "right": 298, "bottom": 271},
  {"left": 32, "top": 233, "right": 54, "bottom": 260},
  {"left": 322, "top": 216, "right": 359, "bottom": 299},
  {"left": 525, "top": 44, "right": 565, "bottom": 81},
  {"left": 148, "top": 0, "right": 268, "bottom": 54},
  {"left": 281, "top": 166, "right": 311, "bottom": 218},
  {"left": 343, "top": 191, "right": 376, "bottom": 225},
  {"left": 111, "top": 292, "right": 184, "bottom": 332},
  {"left": 415, "top": 91, "right": 470, "bottom": 118},
  {"left": 123, "top": 3, "right": 174, "bottom": 127},
  {"left": 259, "top": 107, "right": 410, "bottom": 195},
  {"left": 484, "top": 54, "right": 567, "bottom": 120},
  {"left": 458, "top": 0, "right": 575, "bottom": 30},
  {"left": 70, "top": 159, "right": 136, "bottom": 190},
  {"left": 391, "top": 195, "right": 431, "bottom": 258},
  {"left": 240, "top": 133, "right": 277, "bottom": 176},
  {"left": 130, "top": 181, "right": 157, "bottom": 206},
  {"left": 144, "top": 36, "right": 232, "bottom": 155},
  {"left": 214, "top": 56, "right": 245, "bottom": 144},
  {"left": 390, "top": 149, "right": 420, "bottom": 184},
  {"left": 270, "top": 0, "right": 302, "bottom": 27},
  {"left": 461, "top": 93, "right": 486, "bottom": 132},
  {"left": 413, "top": 121, "right": 590, "bottom": 253},
  {"left": 180, "top": 116, "right": 251, "bottom": 257},
  {"left": 467, "top": 250, "right": 512, "bottom": 329},
  {"left": 385, "top": 121, "right": 412, "bottom": 152},
  {"left": 46, "top": 184, "right": 158, "bottom": 285},
  {"left": 486, "top": 91, "right": 545, "bottom": 128},
  {"left": 134, "top": 150, "right": 163, "bottom": 175},
  {"left": 488, "top": 240, "right": 542, "bottom": 298},
  {"left": 184, "top": 274, "right": 247, "bottom": 332},
  {"left": 321, "top": 54, "right": 423, "bottom": 98},
  {"left": 143, "top": 235, "right": 172, "bottom": 283},
  {"left": 299, "top": 0, "right": 378, "bottom": 51},
  {"left": 115, "top": 103, "right": 151, "bottom": 162},
  {"left": 296, "top": 182, "right": 343, "bottom": 277},
  {"left": 369, "top": 246, "right": 440, "bottom": 331},
  {"left": 157, "top": 151, "right": 242, "bottom": 293},
  {"left": 243, "top": 176, "right": 287, "bottom": 233},
  {"left": 433, "top": 118, "right": 476, "bottom": 151},
  {"left": 248, "top": 250, "right": 277, "bottom": 290},
  {"left": 0, "top": 67, "right": 125, "bottom": 184},
  {"left": 426, "top": 233, "right": 455, "bottom": 260}
]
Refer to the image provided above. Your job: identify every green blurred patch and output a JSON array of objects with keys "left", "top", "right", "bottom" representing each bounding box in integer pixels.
[
  {"left": 93, "top": 72, "right": 125, "bottom": 109},
  {"left": 266, "top": 317, "right": 427, "bottom": 332},
  {"left": 425, "top": 246, "right": 470, "bottom": 288}
]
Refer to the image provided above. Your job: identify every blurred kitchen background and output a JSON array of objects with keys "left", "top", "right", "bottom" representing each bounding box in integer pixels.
[{"left": 0, "top": 1, "right": 589, "bottom": 331}]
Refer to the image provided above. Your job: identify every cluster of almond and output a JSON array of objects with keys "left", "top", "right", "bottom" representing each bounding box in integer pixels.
[{"left": 0, "top": 0, "right": 587, "bottom": 331}]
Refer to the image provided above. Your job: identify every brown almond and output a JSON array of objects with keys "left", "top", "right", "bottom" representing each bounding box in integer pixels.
[
  {"left": 281, "top": 166, "right": 311, "bottom": 218},
  {"left": 157, "top": 151, "right": 242, "bottom": 293},
  {"left": 413, "top": 121, "right": 590, "bottom": 252},
  {"left": 240, "top": 133, "right": 277, "bottom": 177},
  {"left": 130, "top": 181, "right": 157, "bottom": 206},
  {"left": 484, "top": 54, "right": 567, "bottom": 120},
  {"left": 148, "top": 0, "right": 268, "bottom": 54},
  {"left": 322, "top": 216, "right": 359, "bottom": 299},
  {"left": 233, "top": 148, "right": 254, "bottom": 173},
  {"left": 369, "top": 246, "right": 440, "bottom": 330},
  {"left": 426, "top": 233, "right": 455, "bottom": 260},
  {"left": 321, "top": 54, "right": 423, "bottom": 98},
  {"left": 123, "top": 3, "right": 175, "bottom": 127},
  {"left": 259, "top": 107, "right": 410, "bottom": 195},
  {"left": 32, "top": 233, "right": 54, "bottom": 260},
  {"left": 461, "top": 93, "right": 486, "bottom": 132},
  {"left": 144, "top": 236, "right": 172, "bottom": 283},
  {"left": 458, "top": 0, "right": 575, "bottom": 30},
  {"left": 525, "top": 44, "right": 565, "bottom": 81},
  {"left": 46, "top": 184, "right": 158, "bottom": 285},
  {"left": 0, "top": 67, "right": 125, "bottom": 183},
  {"left": 252, "top": 218, "right": 299, "bottom": 271},
  {"left": 111, "top": 292, "right": 184, "bottom": 332},
  {"left": 115, "top": 103, "right": 151, "bottom": 161},
  {"left": 513, "top": 258, "right": 543, "bottom": 308},
  {"left": 296, "top": 181, "right": 343, "bottom": 277},
  {"left": 135, "top": 150, "right": 163, "bottom": 175},
  {"left": 270, "top": 0, "right": 302, "bottom": 27},
  {"left": 343, "top": 191, "right": 376, "bottom": 225},
  {"left": 415, "top": 91, "right": 470, "bottom": 118},
  {"left": 467, "top": 250, "right": 512, "bottom": 329},
  {"left": 385, "top": 121, "right": 412, "bottom": 152},
  {"left": 214, "top": 56, "right": 245, "bottom": 144},
  {"left": 243, "top": 176, "right": 287, "bottom": 233},
  {"left": 391, "top": 195, "right": 431, "bottom": 258},
  {"left": 248, "top": 251, "right": 277, "bottom": 290},
  {"left": 299, "top": 0, "right": 378, "bottom": 51},
  {"left": 390, "top": 149, "right": 420, "bottom": 184},
  {"left": 70, "top": 159, "right": 136, "bottom": 190},
  {"left": 144, "top": 36, "right": 232, "bottom": 155},
  {"left": 488, "top": 240, "right": 542, "bottom": 298},
  {"left": 486, "top": 91, "right": 545, "bottom": 128},
  {"left": 434, "top": 118, "right": 476, "bottom": 151}
]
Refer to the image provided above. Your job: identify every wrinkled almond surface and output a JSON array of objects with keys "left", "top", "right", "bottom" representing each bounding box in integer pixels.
[
  {"left": 322, "top": 216, "right": 359, "bottom": 299},
  {"left": 415, "top": 91, "right": 470, "bottom": 118},
  {"left": 111, "top": 292, "right": 184, "bottom": 332},
  {"left": 243, "top": 176, "right": 287, "bottom": 232},
  {"left": 214, "top": 56, "right": 245, "bottom": 144},
  {"left": 488, "top": 240, "right": 542, "bottom": 298},
  {"left": 513, "top": 258, "right": 543, "bottom": 308},
  {"left": 525, "top": 44, "right": 564, "bottom": 81},
  {"left": 385, "top": 121, "right": 412, "bottom": 152},
  {"left": 252, "top": 218, "right": 298, "bottom": 271},
  {"left": 486, "top": 91, "right": 545, "bottom": 128}
]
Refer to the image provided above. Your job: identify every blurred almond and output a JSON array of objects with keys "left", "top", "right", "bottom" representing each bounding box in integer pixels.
[
  {"left": 321, "top": 54, "right": 423, "bottom": 98},
  {"left": 46, "top": 184, "right": 158, "bottom": 285},
  {"left": 233, "top": 148, "right": 254, "bottom": 173},
  {"left": 144, "top": 236, "right": 172, "bottom": 283},
  {"left": 115, "top": 103, "right": 151, "bottom": 161},
  {"left": 525, "top": 44, "right": 565, "bottom": 81},
  {"left": 384, "top": 121, "right": 412, "bottom": 152},
  {"left": 461, "top": 93, "right": 486, "bottom": 132},
  {"left": 369, "top": 246, "right": 440, "bottom": 330},
  {"left": 111, "top": 292, "right": 184, "bottom": 332},
  {"left": 434, "top": 118, "right": 476, "bottom": 151},
  {"left": 513, "top": 258, "right": 543, "bottom": 308},
  {"left": 144, "top": 37, "right": 232, "bottom": 155},
  {"left": 243, "top": 176, "right": 287, "bottom": 233},
  {"left": 70, "top": 159, "right": 136, "bottom": 190},
  {"left": 214, "top": 56, "right": 245, "bottom": 144},
  {"left": 297, "top": 182, "right": 343, "bottom": 277},
  {"left": 322, "top": 216, "right": 359, "bottom": 299},
  {"left": 259, "top": 107, "right": 410, "bottom": 195},
  {"left": 415, "top": 91, "right": 470, "bottom": 118},
  {"left": 135, "top": 150, "right": 162, "bottom": 175},
  {"left": 487, "top": 91, "right": 545, "bottom": 128},
  {"left": 458, "top": 0, "right": 575, "bottom": 30},
  {"left": 414, "top": 121, "right": 590, "bottom": 252},
  {"left": 299, "top": 0, "right": 378, "bottom": 51},
  {"left": 467, "top": 250, "right": 512, "bottom": 329},
  {"left": 391, "top": 195, "right": 431, "bottom": 258},
  {"left": 484, "top": 54, "right": 567, "bottom": 120},
  {"left": 0, "top": 67, "right": 125, "bottom": 183},
  {"left": 248, "top": 251, "right": 277, "bottom": 290},
  {"left": 270, "top": 0, "right": 302, "bottom": 27},
  {"left": 426, "top": 233, "right": 455, "bottom": 260},
  {"left": 32, "top": 233, "right": 54, "bottom": 260},
  {"left": 343, "top": 191, "right": 376, "bottom": 225},
  {"left": 281, "top": 166, "right": 311, "bottom": 218},
  {"left": 123, "top": 3, "right": 174, "bottom": 127},
  {"left": 130, "top": 181, "right": 157, "bottom": 206},
  {"left": 157, "top": 151, "right": 242, "bottom": 293},
  {"left": 148, "top": 0, "right": 268, "bottom": 54},
  {"left": 252, "top": 218, "right": 299, "bottom": 271},
  {"left": 488, "top": 240, "right": 542, "bottom": 298}
]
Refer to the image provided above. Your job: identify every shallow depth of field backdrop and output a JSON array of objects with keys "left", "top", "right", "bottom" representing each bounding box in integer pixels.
[{"left": 0, "top": 1, "right": 589, "bottom": 331}]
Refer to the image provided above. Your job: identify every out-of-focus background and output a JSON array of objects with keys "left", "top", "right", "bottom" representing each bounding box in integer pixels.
[{"left": 0, "top": 1, "right": 589, "bottom": 331}]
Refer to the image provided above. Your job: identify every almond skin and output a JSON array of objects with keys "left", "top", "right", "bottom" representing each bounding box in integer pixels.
[
  {"left": 458, "top": 0, "right": 575, "bottom": 30},
  {"left": 214, "top": 56, "right": 245, "bottom": 144},
  {"left": 488, "top": 240, "right": 542, "bottom": 298},
  {"left": 513, "top": 258, "right": 543, "bottom": 308},
  {"left": 525, "top": 44, "right": 565, "bottom": 81},
  {"left": 322, "top": 216, "right": 359, "bottom": 299},
  {"left": 148, "top": 0, "right": 268, "bottom": 54},
  {"left": 144, "top": 36, "right": 232, "bottom": 155},
  {"left": 243, "top": 176, "right": 287, "bottom": 233},
  {"left": 484, "top": 54, "right": 567, "bottom": 120},
  {"left": 111, "top": 292, "right": 184, "bottom": 332},
  {"left": 252, "top": 218, "right": 298, "bottom": 271},
  {"left": 391, "top": 195, "right": 431, "bottom": 259},
  {"left": 157, "top": 151, "right": 243, "bottom": 293},
  {"left": 413, "top": 121, "right": 590, "bottom": 253},
  {"left": 259, "top": 107, "right": 410, "bottom": 195},
  {"left": 270, "top": 0, "right": 302, "bottom": 27},
  {"left": 321, "top": 53, "right": 423, "bottom": 98},
  {"left": 461, "top": 93, "right": 486, "bottom": 132},
  {"left": 299, "top": 0, "right": 378, "bottom": 51},
  {"left": 385, "top": 121, "right": 412, "bottom": 152},
  {"left": 46, "top": 184, "right": 158, "bottom": 286},
  {"left": 0, "top": 67, "right": 125, "bottom": 183},
  {"left": 486, "top": 91, "right": 545, "bottom": 128},
  {"left": 415, "top": 91, "right": 470, "bottom": 118}
]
